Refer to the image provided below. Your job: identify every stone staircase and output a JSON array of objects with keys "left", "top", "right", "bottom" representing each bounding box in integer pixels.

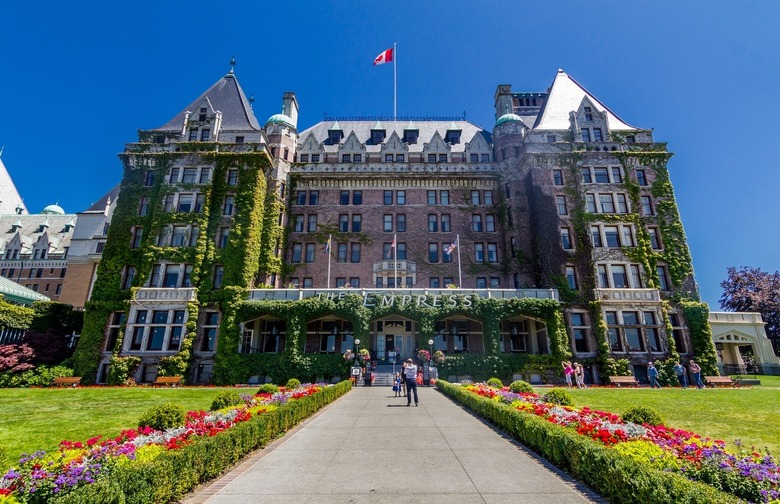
[{"left": 366, "top": 364, "right": 399, "bottom": 387}]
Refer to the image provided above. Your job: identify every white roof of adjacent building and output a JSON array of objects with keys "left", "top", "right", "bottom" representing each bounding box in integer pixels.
[
  {"left": 0, "top": 157, "right": 28, "bottom": 215},
  {"left": 534, "top": 69, "right": 637, "bottom": 131}
]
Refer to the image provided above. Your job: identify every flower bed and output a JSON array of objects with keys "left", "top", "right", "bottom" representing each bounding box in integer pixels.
[
  {"left": 0, "top": 381, "right": 350, "bottom": 503},
  {"left": 437, "top": 380, "right": 749, "bottom": 504}
]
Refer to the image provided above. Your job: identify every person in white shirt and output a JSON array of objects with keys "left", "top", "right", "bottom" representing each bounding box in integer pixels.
[{"left": 403, "top": 358, "right": 419, "bottom": 406}]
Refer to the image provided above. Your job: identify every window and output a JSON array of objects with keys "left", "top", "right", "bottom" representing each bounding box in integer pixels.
[
  {"left": 472, "top": 215, "right": 482, "bottom": 232},
  {"left": 429, "top": 277, "right": 441, "bottom": 288},
  {"left": 294, "top": 215, "right": 305, "bottom": 232},
  {"left": 383, "top": 214, "right": 392, "bottom": 232},
  {"left": 669, "top": 313, "right": 686, "bottom": 353},
  {"left": 375, "top": 277, "right": 383, "bottom": 288},
  {"left": 350, "top": 277, "right": 360, "bottom": 288},
  {"left": 591, "top": 226, "right": 603, "bottom": 247},
  {"left": 605, "top": 312, "right": 623, "bottom": 351},
  {"left": 403, "top": 130, "right": 418, "bottom": 144},
  {"left": 337, "top": 214, "right": 348, "bottom": 232},
  {"left": 604, "top": 226, "right": 620, "bottom": 247},
  {"left": 138, "top": 197, "right": 150, "bottom": 216},
  {"left": 584, "top": 107, "right": 593, "bottom": 121},
  {"left": 648, "top": 228, "right": 661, "bottom": 249},
  {"left": 218, "top": 227, "right": 230, "bottom": 249},
  {"left": 622, "top": 227, "right": 634, "bottom": 247},
  {"left": 487, "top": 243, "right": 498, "bottom": 262},
  {"left": 395, "top": 154, "right": 403, "bottom": 162},
  {"left": 384, "top": 153, "right": 393, "bottom": 162},
  {"left": 296, "top": 191, "right": 306, "bottom": 205},
  {"left": 337, "top": 243, "right": 347, "bottom": 263},
  {"left": 471, "top": 191, "right": 481, "bottom": 205},
  {"left": 223, "top": 196, "right": 235, "bottom": 216},
  {"left": 599, "top": 194, "right": 615, "bottom": 213},
  {"left": 442, "top": 243, "right": 453, "bottom": 263},
  {"left": 445, "top": 130, "right": 461, "bottom": 144},
  {"left": 169, "top": 168, "right": 180, "bottom": 184},
  {"left": 352, "top": 191, "right": 363, "bottom": 205},
  {"left": 485, "top": 214, "right": 496, "bottom": 232},
  {"left": 350, "top": 243, "right": 361, "bottom": 262},
  {"left": 440, "top": 191, "right": 450, "bottom": 205},
  {"left": 645, "top": 312, "right": 662, "bottom": 352},
  {"left": 182, "top": 168, "right": 197, "bottom": 183},
  {"left": 188, "top": 129, "right": 198, "bottom": 141},
  {"left": 309, "top": 191, "right": 319, "bottom": 205},
  {"left": 396, "top": 191, "right": 405, "bottom": 205},
  {"left": 340, "top": 191, "right": 350, "bottom": 205},
  {"left": 175, "top": 194, "right": 191, "bottom": 212},
  {"left": 510, "top": 237, "right": 517, "bottom": 258},
  {"left": 227, "top": 170, "right": 238, "bottom": 186},
  {"left": 396, "top": 243, "right": 407, "bottom": 260},
  {"left": 470, "top": 153, "right": 479, "bottom": 163},
  {"left": 481, "top": 154, "right": 490, "bottom": 162},
  {"left": 292, "top": 243, "right": 302, "bottom": 263},
  {"left": 616, "top": 194, "right": 629, "bottom": 213},
  {"left": 585, "top": 194, "right": 596, "bottom": 213},
  {"left": 131, "top": 227, "right": 143, "bottom": 249},
  {"left": 612, "top": 265, "right": 628, "bottom": 288},
  {"left": 630, "top": 264, "right": 643, "bottom": 288},
  {"left": 581, "top": 168, "right": 592, "bottom": 184},
  {"left": 171, "top": 226, "right": 188, "bottom": 247},
  {"left": 428, "top": 243, "right": 439, "bottom": 262},
  {"left": 553, "top": 169, "right": 563, "bottom": 186},
  {"left": 200, "top": 128, "right": 210, "bottom": 141},
  {"left": 476, "top": 277, "right": 487, "bottom": 288},
  {"left": 384, "top": 190, "right": 393, "bottom": 205},
  {"left": 370, "top": 129, "right": 385, "bottom": 144},
  {"left": 202, "top": 312, "right": 220, "bottom": 352},
  {"left": 474, "top": 243, "right": 484, "bottom": 262},
  {"left": 336, "top": 277, "right": 346, "bottom": 288},
  {"left": 342, "top": 154, "right": 351, "bottom": 163},
  {"left": 623, "top": 312, "right": 644, "bottom": 351},
  {"left": 571, "top": 313, "right": 589, "bottom": 352},
  {"left": 488, "top": 277, "right": 499, "bottom": 288},
  {"left": 305, "top": 243, "right": 315, "bottom": 263},
  {"left": 311, "top": 154, "right": 320, "bottom": 163},
  {"left": 307, "top": 215, "right": 318, "bottom": 232},
  {"left": 581, "top": 128, "right": 591, "bottom": 142},
  {"left": 611, "top": 167, "right": 623, "bottom": 183},
  {"left": 593, "top": 128, "right": 603, "bottom": 142},
  {"left": 566, "top": 266, "right": 577, "bottom": 289},
  {"left": 556, "top": 196, "right": 568, "bottom": 215},
  {"left": 441, "top": 214, "right": 451, "bottom": 232},
  {"left": 163, "top": 264, "right": 180, "bottom": 288},
  {"left": 213, "top": 265, "right": 224, "bottom": 289},
  {"left": 428, "top": 153, "right": 436, "bottom": 162},
  {"left": 594, "top": 167, "right": 609, "bottom": 183},
  {"left": 428, "top": 214, "right": 438, "bottom": 232},
  {"left": 636, "top": 169, "right": 648, "bottom": 186},
  {"left": 438, "top": 154, "right": 447, "bottom": 162},
  {"left": 598, "top": 265, "right": 609, "bottom": 288},
  {"left": 656, "top": 266, "right": 669, "bottom": 290},
  {"left": 351, "top": 214, "right": 362, "bottom": 232},
  {"left": 122, "top": 266, "right": 136, "bottom": 290},
  {"left": 484, "top": 191, "right": 494, "bottom": 205},
  {"left": 427, "top": 191, "right": 436, "bottom": 205},
  {"left": 300, "top": 154, "right": 309, "bottom": 162},
  {"left": 396, "top": 214, "right": 406, "bottom": 232},
  {"left": 561, "top": 228, "right": 573, "bottom": 249},
  {"left": 303, "top": 278, "right": 313, "bottom": 288},
  {"left": 640, "top": 196, "right": 654, "bottom": 216}
]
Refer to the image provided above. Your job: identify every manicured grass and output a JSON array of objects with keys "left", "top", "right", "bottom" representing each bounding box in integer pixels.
[
  {"left": 0, "top": 387, "right": 239, "bottom": 464},
  {"left": 543, "top": 375, "right": 780, "bottom": 455}
]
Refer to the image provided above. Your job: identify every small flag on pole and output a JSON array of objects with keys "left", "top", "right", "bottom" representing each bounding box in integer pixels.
[
  {"left": 373, "top": 47, "right": 393, "bottom": 66},
  {"left": 323, "top": 235, "right": 331, "bottom": 255},
  {"left": 445, "top": 240, "right": 457, "bottom": 256},
  {"left": 386, "top": 236, "right": 396, "bottom": 258}
]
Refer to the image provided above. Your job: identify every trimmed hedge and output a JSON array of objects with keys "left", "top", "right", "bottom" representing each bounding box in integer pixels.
[
  {"left": 52, "top": 381, "right": 352, "bottom": 503},
  {"left": 436, "top": 380, "right": 741, "bottom": 504}
]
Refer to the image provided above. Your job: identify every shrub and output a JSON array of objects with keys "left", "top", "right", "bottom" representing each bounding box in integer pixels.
[
  {"left": 543, "top": 388, "right": 573, "bottom": 406},
  {"left": 509, "top": 380, "right": 534, "bottom": 394},
  {"left": 138, "top": 402, "right": 186, "bottom": 431},
  {"left": 0, "top": 365, "right": 73, "bottom": 387},
  {"left": 210, "top": 391, "right": 243, "bottom": 411},
  {"left": 486, "top": 377, "right": 503, "bottom": 388},
  {"left": 257, "top": 383, "right": 280, "bottom": 395},
  {"left": 622, "top": 405, "right": 664, "bottom": 426},
  {"left": 285, "top": 378, "right": 301, "bottom": 390}
]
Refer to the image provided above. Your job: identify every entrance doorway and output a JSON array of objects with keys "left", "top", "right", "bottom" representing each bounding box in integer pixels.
[{"left": 374, "top": 317, "right": 416, "bottom": 363}]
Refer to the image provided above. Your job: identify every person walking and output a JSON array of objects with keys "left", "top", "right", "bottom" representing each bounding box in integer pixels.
[
  {"left": 562, "top": 361, "right": 574, "bottom": 389},
  {"left": 574, "top": 362, "right": 586, "bottom": 389},
  {"left": 403, "top": 358, "right": 419, "bottom": 406},
  {"left": 689, "top": 359, "right": 705, "bottom": 388},
  {"left": 673, "top": 361, "right": 688, "bottom": 388},
  {"left": 647, "top": 361, "right": 661, "bottom": 388}
]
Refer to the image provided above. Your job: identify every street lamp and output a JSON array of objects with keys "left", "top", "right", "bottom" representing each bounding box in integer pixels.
[{"left": 427, "top": 339, "right": 434, "bottom": 386}]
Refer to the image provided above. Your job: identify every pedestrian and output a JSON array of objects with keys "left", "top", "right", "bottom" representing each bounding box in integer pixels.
[
  {"left": 673, "top": 361, "right": 688, "bottom": 388},
  {"left": 689, "top": 359, "right": 705, "bottom": 388},
  {"left": 403, "top": 358, "right": 419, "bottom": 406},
  {"left": 392, "top": 372, "right": 402, "bottom": 397},
  {"left": 647, "top": 361, "right": 661, "bottom": 388},
  {"left": 574, "top": 362, "right": 586, "bottom": 389},
  {"left": 562, "top": 361, "right": 574, "bottom": 389}
]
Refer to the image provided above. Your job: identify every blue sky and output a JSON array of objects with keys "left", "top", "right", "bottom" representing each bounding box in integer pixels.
[{"left": 1, "top": 1, "right": 778, "bottom": 308}]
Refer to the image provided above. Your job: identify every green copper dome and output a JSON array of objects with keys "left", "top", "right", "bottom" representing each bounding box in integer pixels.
[
  {"left": 495, "top": 113, "right": 523, "bottom": 127},
  {"left": 266, "top": 113, "right": 294, "bottom": 128},
  {"left": 41, "top": 204, "right": 65, "bottom": 215}
]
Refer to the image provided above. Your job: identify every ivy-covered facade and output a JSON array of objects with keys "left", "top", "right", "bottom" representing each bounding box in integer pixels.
[{"left": 72, "top": 67, "right": 718, "bottom": 385}]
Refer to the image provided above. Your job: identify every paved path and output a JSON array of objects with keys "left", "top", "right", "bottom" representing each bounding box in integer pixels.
[{"left": 185, "top": 386, "right": 604, "bottom": 504}]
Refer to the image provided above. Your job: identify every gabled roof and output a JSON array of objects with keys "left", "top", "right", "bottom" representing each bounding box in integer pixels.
[
  {"left": 84, "top": 184, "right": 121, "bottom": 213},
  {"left": 0, "top": 275, "right": 50, "bottom": 305},
  {"left": 0, "top": 157, "right": 27, "bottom": 215},
  {"left": 157, "top": 73, "right": 261, "bottom": 131},
  {"left": 534, "top": 70, "right": 637, "bottom": 131}
]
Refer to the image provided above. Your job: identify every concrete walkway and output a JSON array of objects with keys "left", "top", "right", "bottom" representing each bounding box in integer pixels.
[{"left": 185, "top": 386, "right": 604, "bottom": 504}]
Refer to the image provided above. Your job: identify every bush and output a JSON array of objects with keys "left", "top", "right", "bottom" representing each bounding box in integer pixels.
[
  {"left": 138, "top": 402, "right": 186, "bottom": 431},
  {"left": 256, "top": 383, "right": 280, "bottom": 395},
  {"left": 0, "top": 365, "right": 73, "bottom": 387},
  {"left": 486, "top": 377, "right": 503, "bottom": 388},
  {"left": 509, "top": 380, "right": 534, "bottom": 394},
  {"left": 285, "top": 378, "right": 301, "bottom": 390},
  {"left": 622, "top": 405, "right": 664, "bottom": 426},
  {"left": 543, "top": 388, "right": 573, "bottom": 406},
  {"left": 210, "top": 391, "right": 243, "bottom": 411}
]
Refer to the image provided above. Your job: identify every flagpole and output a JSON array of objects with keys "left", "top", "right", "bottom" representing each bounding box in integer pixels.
[
  {"left": 327, "top": 234, "right": 332, "bottom": 289},
  {"left": 393, "top": 42, "right": 397, "bottom": 121},
  {"left": 393, "top": 233, "right": 397, "bottom": 288},
  {"left": 456, "top": 235, "right": 462, "bottom": 288}
]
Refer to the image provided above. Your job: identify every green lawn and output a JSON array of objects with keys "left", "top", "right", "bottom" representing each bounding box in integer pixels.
[
  {"left": 0, "top": 387, "right": 238, "bottom": 464},
  {"left": 542, "top": 375, "right": 780, "bottom": 455}
]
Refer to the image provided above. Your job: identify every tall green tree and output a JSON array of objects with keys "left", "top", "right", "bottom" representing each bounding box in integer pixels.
[{"left": 720, "top": 266, "right": 780, "bottom": 350}]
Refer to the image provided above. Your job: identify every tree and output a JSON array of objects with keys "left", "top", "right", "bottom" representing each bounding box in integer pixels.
[{"left": 719, "top": 266, "right": 780, "bottom": 350}]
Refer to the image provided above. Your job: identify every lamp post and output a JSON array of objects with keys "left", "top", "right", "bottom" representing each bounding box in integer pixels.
[
  {"left": 427, "top": 339, "right": 434, "bottom": 386},
  {"left": 353, "top": 338, "right": 360, "bottom": 387}
]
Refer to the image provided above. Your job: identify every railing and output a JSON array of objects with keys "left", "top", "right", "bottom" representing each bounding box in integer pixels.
[
  {"left": 247, "top": 288, "right": 558, "bottom": 302},
  {"left": 709, "top": 312, "right": 764, "bottom": 324},
  {"left": 134, "top": 288, "right": 197, "bottom": 302},
  {"left": 593, "top": 288, "right": 661, "bottom": 303}
]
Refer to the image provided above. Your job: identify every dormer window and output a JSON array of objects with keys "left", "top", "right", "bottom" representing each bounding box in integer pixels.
[
  {"left": 584, "top": 107, "right": 593, "bottom": 121},
  {"left": 200, "top": 129, "right": 210, "bottom": 141},
  {"left": 445, "top": 130, "right": 461, "bottom": 144},
  {"left": 327, "top": 130, "right": 343, "bottom": 144},
  {"left": 199, "top": 113, "right": 207, "bottom": 121},
  {"left": 370, "top": 130, "right": 386, "bottom": 144},
  {"left": 403, "top": 130, "right": 418, "bottom": 144}
]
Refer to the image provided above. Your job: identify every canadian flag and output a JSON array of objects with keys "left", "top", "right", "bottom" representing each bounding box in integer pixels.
[{"left": 373, "top": 48, "right": 393, "bottom": 66}]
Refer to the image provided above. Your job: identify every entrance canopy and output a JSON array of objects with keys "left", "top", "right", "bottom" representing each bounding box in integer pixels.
[{"left": 709, "top": 311, "right": 780, "bottom": 375}]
